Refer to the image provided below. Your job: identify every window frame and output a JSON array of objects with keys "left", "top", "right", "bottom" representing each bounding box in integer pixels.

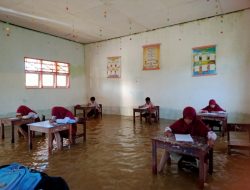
[{"left": 25, "top": 57, "right": 70, "bottom": 89}]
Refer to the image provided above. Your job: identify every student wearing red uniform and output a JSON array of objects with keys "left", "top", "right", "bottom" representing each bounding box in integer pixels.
[
  {"left": 201, "top": 99, "right": 226, "bottom": 130},
  {"left": 51, "top": 106, "right": 77, "bottom": 140},
  {"left": 158, "top": 106, "right": 216, "bottom": 172},
  {"left": 201, "top": 99, "right": 225, "bottom": 113},
  {"left": 16, "top": 105, "right": 40, "bottom": 138}
]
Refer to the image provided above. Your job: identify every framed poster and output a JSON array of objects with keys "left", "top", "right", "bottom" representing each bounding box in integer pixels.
[
  {"left": 143, "top": 43, "right": 160, "bottom": 70},
  {"left": 107, "top": 56, "right": 121, "bottom": 78},
  {"left": 192, "top": 45, "right": 216, "bottom": 76}
]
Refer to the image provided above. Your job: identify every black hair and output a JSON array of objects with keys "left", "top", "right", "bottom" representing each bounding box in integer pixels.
[
  {"left": 145, "top": 97, "right": 150, "bottom": 101},
  {"left": 90, "top": 97, "right": 95, "bottom": 101}
]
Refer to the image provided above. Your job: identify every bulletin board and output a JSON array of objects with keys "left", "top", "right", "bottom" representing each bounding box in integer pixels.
[
  {"left": 143, "top": 44, "right": 160, "bottom": 70},
  {"left": 192, "top": 45, "right": 216, "bottom": 76},
  {"left": 107, "top": 56, "right": 121, "bottom": 78}
]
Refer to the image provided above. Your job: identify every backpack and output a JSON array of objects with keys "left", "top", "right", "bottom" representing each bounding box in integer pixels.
[
  {"left": 0, "top": 163, "right": 42, "bottom": 190},
  {"left": 0, "top": 163, "right": 70, "bottom": 190}
]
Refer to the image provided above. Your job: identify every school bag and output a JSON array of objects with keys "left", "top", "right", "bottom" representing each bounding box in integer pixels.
[
  {"left": 0, "top": 163, "right": 69, "bottom": 190},
  {"left": 0, "top": 163, "right": 41, "bottom": 190}
]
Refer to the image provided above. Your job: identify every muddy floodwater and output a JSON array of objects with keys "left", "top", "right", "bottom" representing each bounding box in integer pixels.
[{"left": 1, "top": 115, "right": 250, "bottom": 189}]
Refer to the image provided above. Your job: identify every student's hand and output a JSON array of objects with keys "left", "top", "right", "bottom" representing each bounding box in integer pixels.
[
  {"left": 207, "top": 139, "right": 215, "bottom": 147},
  {"left": 164, "top": 130, "right": 173, "bottom": 137}
]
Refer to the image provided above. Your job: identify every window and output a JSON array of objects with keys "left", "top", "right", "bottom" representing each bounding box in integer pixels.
[{"left": 25, "top": 57, "right": 70, "bottom": 88}]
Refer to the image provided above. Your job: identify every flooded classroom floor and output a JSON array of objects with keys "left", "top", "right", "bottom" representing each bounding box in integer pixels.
[{"left": 1, "top": 115, "right": 250, "bottom": 190}]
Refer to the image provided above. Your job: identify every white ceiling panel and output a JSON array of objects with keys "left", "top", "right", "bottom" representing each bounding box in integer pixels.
[{"left": 0, "top": 0, "right": 249, "bottom": 44}]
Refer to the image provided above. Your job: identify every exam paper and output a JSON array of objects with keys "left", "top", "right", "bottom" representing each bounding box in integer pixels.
[{"left": 175, "top": 134, "right": 193, "bottom": 142}]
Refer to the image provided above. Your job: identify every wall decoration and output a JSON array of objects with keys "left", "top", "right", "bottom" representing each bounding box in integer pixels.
[
  {"left": 143, "top": 44, "right": 160, "bottom": 70},
  {"left": 107, "top": 56, "right": 121, "bottom": 78},
  {"left": 192, "top": 45, "right": 216, "bottom": 76}
]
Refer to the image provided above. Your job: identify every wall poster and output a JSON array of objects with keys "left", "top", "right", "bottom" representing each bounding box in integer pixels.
[
  {"left": 192, "top": 45, "right": 216, "bottom": 76},
  {"left": 107, "top": 56, "right": 121, "bottom": 78},
  {"left": 143, "top": 43, "right": 160, "bottom": 70}
]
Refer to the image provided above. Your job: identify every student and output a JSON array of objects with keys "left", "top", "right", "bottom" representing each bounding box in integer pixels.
[
  {"left": 158, "top": 106, "right": 217, "bottom": 172},
  {"left": 201, "top": 99, "right": 226, "bottom": 130},
  {"left": 139, "top": 97, "right": 156, "bottom": 123},
  {"left": 16, "top": 105, "right": 40, "bottom": 138},
  {"left": 201, "top": 99, "right": 225, "bottom": 113},
  {"left": 87, "top": 97, "right": 100, "bottom": 118},
  {"left": 51, "top": 106, "right": 77, "bottom": 141}
]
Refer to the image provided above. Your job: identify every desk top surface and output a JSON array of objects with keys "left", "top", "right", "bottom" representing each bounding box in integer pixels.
[
  {"left": 197, "top": 111, "right": 228, "bottom": 118},
  {"left": 152, "top": 135, "right": 209, "bottom": 150},
  {"left": 27, "top": 120, "right": 69, "bottom": 128}
]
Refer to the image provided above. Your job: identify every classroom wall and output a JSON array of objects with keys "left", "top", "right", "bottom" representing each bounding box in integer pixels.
[
  {"left": 85, "top": 9, "right": 250, "bottom": 122},
  {"left": 0, "top": 23, "right": 86, "bottom": 118}
]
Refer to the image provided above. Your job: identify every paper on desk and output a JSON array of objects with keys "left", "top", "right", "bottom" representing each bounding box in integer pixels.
[{"left": 175, "top": 134, "right": 193, "bottom": 142}]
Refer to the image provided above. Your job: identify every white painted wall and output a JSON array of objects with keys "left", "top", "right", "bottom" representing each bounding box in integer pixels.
[
  {"left": 85, "top": 10, "right": 250, "bottom": 122},
  {"left": 0, "top": 23, "right": 86, "bottom": 118}
]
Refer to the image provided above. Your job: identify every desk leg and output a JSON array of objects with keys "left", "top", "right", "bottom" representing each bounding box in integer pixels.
[
  {"left": 198, "top": 154, "right": 205, "bottom": 189},
  {"left": 28, "top": 126, "right": 32, "bottom": 150},
  {"left": 222, "top": 119, "right": 227, "bottom": 137},
  {"left": 48, "top": 132, "right": 53, "bottom": 152},
  {"left": 83, "top": 121, "right": 86, "bottom": 142},
  {"left": 140, "top": 111, "right": 142, "bottom": 123},
  {"left": 158, "top": 108, "right": 160, "bottom": 121},
  {"left": 208, "top": 148, "right": 213, "bottom": 175},
  {"left": 1, "top": 123, "right": 4, "bottom": 139},
  {"left": 69, "top": 124, "right": 72, "bottom": 144},
  {"left": 11, "top": 122, "right": 15, "bottom": 143},
  {"left": 133, "top": 110, "right": 135, "bottom": 124},
  {"left": 152, "top": 140, "right": 157, "bottom": 174}
]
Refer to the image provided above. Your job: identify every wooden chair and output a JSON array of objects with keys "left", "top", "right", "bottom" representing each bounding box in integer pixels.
[
  {"left": 226, "top": 123, "right": 250, "bottom": 155},
  {"left": 143, "top": 106, "right": 160, "bottom": 124}
]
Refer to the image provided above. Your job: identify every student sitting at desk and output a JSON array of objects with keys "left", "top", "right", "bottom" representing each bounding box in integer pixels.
[
  {"left": 201, "top": 99, "right": 226, "bottom": 130},
  {"left": 87, "top": 97, "right": 101, "bottom": 118},
  {"left": 139, "top": 97, "right": 156, "bottom": 123},
  {"left": 158, "top": 106, "right": 217, "bottom": 172},
  {"left": 51, "top": 106, "right": 77, "bottom": 142},
  {"left": 16, "top": 105, "right": 40, "bottom": 138}
]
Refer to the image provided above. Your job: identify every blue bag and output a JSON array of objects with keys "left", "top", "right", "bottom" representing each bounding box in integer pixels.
[{"left": 0, "top": 163, "right": 42, "bottom": 190}]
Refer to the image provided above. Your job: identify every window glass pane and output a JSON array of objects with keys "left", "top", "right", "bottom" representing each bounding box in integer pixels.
[
  {"left": 25, "top": 58, "right": 41, "bottom": 71},
  {"left": 57, "top": 75, "right": 67, "bottom": 87},
  {"left": 42, "top": 74, "right": 54, "bottom": 87},
  {"left": 57, "top": 62, "right": 69, "bottom": 73},
  {"left": 26, "top": 73, "right": 39, "bottom": 86},
  {"left": 42, "top": 60, "right": 56, "bottom": 72}
]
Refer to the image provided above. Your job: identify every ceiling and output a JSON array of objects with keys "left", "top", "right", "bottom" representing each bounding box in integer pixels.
[{"left": 0, "top": 0, "right": 249, "bottom": 44}]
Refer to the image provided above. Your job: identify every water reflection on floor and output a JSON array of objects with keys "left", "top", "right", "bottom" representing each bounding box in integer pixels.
[{"left": 1, "top": 115, "right": 250, "bottom": 190}]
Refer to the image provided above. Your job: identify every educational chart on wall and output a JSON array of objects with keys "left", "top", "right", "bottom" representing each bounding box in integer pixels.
[
  {"left": 143, "top": 44, "right": 160, "bottom": 70},
  {"left": 192, "top": 45, "right": 216, "bottom": 76},
  {"left": 107, "top": 56, "right": 121, "bottom": 78}
]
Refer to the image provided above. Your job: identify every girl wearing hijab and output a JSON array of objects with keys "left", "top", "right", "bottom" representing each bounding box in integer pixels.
[
  {"left": 16, "top": 105, "right": 40, "bottom": 138},
  {"left": 51, "top": 106, "right": 77, "bottom": 140},
  {"left": 158, "top": 106, "right": 217, "bottom": 172},
  {"left": 201, "top": 99, "right": 226, "bottom": 130},
  {"left": 201, "top": 99, "right": 225, "bottom": 113}
]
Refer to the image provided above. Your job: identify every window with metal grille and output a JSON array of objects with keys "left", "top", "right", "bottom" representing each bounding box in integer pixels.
[{"left": 25, "top": 57, "right": 70, "bottom": 88}]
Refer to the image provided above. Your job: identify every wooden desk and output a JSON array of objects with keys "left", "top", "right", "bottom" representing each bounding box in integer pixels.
[
  {"left": 0, "top": 117, "right": 35, "bottom": 143},
  {"left": 133, "top": 106, "right": 160, "bottom": 124},
  {"left": 152, "top": 135, "right": 213, "bottom": 189},
  {"left": 74, "top": 104, "right": 102, "bottom": 118},
  {"left": 27, "top": 120, "right": 72, "bottom": 152},
  {"left": 197, "top": 112, "right": 228, "bottom": 136}
]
